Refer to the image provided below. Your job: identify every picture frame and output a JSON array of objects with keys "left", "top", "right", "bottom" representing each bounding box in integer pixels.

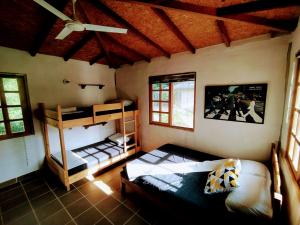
[{"left": 204, "top": 83, "right": 268, "bottom": 124}]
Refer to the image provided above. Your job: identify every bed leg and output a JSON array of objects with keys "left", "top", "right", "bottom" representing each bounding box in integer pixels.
[
  {"left": 121, "top": 181, "right": 126, "bottom": 195},
  {"left": 65, "top": 184, "right": 70, "bottom": 191}
]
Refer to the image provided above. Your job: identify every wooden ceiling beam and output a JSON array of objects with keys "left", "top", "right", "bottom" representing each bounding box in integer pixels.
[
  {"left": 96, "top": 33, "right": 119, "bottom": 68},
  {"left": 89, "top": 52, "right": 105, "bottom": 65},
  {"left": 117, "top": 0, "right": 298, "bottom": 32},
  {"left": 216, "top": 20, "right": 230, "bottom": 47},
  {"left": 100, "top": 33, "right": 151, "bottom": 62},
  {"left": 29, "top": 0, "right": 69, "bottom": 56},
  {"left": 153, "top": 8, "right": 195, "bottom": 53},
  {"left": 109, "top": 52, "right": 134, "bottom": 65},
  {"left": 63, "top": 32, "right": 95, "bottom": 61},
  {"left": 78, "top": 2, "right": 119, "bottom": 68},
  {"left": 90, "top": 0, "right": 171, "bottom": 58},
  {"left": 218, "top": 0, "right": 300, "bottom": 16}
]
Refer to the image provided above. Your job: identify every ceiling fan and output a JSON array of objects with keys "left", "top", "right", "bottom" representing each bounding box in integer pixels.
[{"left": 33, "top": 0, "right": 128, "bottom": 40}]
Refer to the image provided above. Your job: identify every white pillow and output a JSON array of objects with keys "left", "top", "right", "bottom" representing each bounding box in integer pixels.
[
  {"left": 225, "top": 162, "right": 273, "bottom": 219},
  {"left": 108, "top": 133, "right": 130, "bottom": 145},
  {"left": 123, "top": 100, "right": 133, "bottom": 106},
  {"left": 240, "top": 160, "right": 269, "bottom": 178}
]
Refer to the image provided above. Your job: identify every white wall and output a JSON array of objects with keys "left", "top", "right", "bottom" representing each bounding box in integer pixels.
[
  {"left": 116, "top": 35, "right": 290, "bottom": 161},
  {"left": 280, "top": 18, "right": 300, "bottom": 225},
  {"left": 0, "top": 46, "right": 117, "bottom": 183}
]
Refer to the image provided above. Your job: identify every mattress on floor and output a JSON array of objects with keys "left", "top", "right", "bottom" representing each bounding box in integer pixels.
[
  {"left": 125, "top": 144, "right": 228, "bottom": 212},
  {"left": 51, "top": 140, "right": 125, "bottom": 175}
]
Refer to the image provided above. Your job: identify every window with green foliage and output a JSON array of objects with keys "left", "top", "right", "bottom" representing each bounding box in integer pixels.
[
  {"left": 0, "top": 73, "right": 34, "bottom": 140},
  {"left": 149, "top": 72, "right": 196, "bottom": 131}
]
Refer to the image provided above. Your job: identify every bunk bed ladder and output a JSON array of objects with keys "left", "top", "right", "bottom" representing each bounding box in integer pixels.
[{"left": 121, "top": 102, "right": 137, "bottom": 154}]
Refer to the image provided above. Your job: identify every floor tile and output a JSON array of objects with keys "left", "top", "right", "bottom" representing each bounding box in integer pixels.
[
  {"left": 107, "top": 204, "right": 134, "bottom": 225},
  {"left": 77, "top": 182, "right": 100, "bottom": 196},
  {"left": 26, "top": 184, "right": 50, "bottom": 200},
  {"left": 65, "top": 221, "right": 77, "bottom": 225},
  {"left": 85, "top": 189, "right": 107, "bottom": 205},
  {"left": 0, "top": 186, "right": 23, "bottom": 203},
  {"left": 75, "top": 207, "right": 103, "bottom": 225},
  {"left": 40, "top": 209, "right": 71, "bottom": 225},
  {"left": 53, "top": 185, "right": 75, "bottom": 198},
  {"left": 72, "top": 179, "right": 89, "bottom": 188},
  {"left": 30, "top": 191, "right": 56, "bottom": 209},
  {"left": 125, "top": 215, "right": 149, "bottom": 225},
  {"left": 1, "top": 193, "right": 27, "bottom": 213},
  {"left": 95, "top": 217, "right": 113, "bottom": 225},
  {"left": 22, "top": 179, "right": 45, "bottom": 192},
  {"left": 35, "top": 199, "right": 62, "bottom": 221},
  {"left": 95, "top": 196, "right": 120, "bottom": 215},
  {"left": 111, "top": 190, "right": 127, "bottom": 203},
  {"left": 66, "top": 197, "right": 92, "bottom": 218},
  {"left": 2, "top": 202, "right": 32, "bottom": 224},
  {"left": 59, "top": 189, "right": 83, "bottom": 207},
  {"left": 6, "top": 212, "right": 38, "bottom": 225}
]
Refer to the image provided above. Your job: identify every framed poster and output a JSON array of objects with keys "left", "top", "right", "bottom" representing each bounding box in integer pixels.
[{"left": 204, "top": 83, "right": 267, "bottom": 124}]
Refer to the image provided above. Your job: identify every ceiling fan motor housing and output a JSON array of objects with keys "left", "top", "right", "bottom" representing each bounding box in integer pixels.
[{"left": 66, "top": 21, "right": 85, "bottom": 32}]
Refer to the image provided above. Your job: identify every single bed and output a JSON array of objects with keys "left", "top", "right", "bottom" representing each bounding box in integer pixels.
[
  {"left": 51, "top": 139, "right": 132, "bottom": 176},
  {"left": 121, "top": 143, "right": 282, "bottom": 225}
]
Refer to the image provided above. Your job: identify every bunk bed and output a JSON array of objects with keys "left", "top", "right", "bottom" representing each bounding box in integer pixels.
[{"left": 39, "top": 100, "right": 141, "bottom": 191}]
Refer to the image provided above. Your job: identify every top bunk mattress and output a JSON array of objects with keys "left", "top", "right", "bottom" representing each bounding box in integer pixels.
[
  {"left": 125, "top": 144, "right": 228, "bottom": 212},
  {"left": 51, "top": 139, "right": 125, "bottom": 175},
  {"left": 61, "top": 104, "right": 137, "bottom": 121}
]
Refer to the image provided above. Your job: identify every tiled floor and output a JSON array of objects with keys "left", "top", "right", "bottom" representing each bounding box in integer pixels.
[{"left": 0, "top": 160, "right": 179, "bottom": 225}]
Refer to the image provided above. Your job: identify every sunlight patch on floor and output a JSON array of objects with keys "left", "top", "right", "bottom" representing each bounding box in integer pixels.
[{"left": 94, "top": 180, "right": 113, "bottom": 195}]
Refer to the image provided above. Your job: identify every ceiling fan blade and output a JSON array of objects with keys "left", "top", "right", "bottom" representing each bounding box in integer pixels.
[
  {"left": 83, "top": 24, "right": 128, "bottom": 34},
  {"left": 55, "top": 27, "right": 73, "bottom": 40},
  {"left": 33, "top": 0, "right": 72, "bottom": 21}
]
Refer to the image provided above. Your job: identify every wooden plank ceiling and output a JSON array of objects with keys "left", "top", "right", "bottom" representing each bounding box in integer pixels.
[{"left": 0, "top": 0, "right": 299, "bottom": 68}]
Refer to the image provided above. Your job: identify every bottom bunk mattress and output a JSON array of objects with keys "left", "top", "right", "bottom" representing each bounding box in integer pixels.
[{"left": 51, "top": 139, "right": 126, "bottom": 175}]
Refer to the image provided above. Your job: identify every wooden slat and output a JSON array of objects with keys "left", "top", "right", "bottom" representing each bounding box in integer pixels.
[
  {"left": 216, "top": 20, "right": 231, "bottom": 47},
  {"left": 272, "top": 144, "right": 281, "bottom": 194},
  {"left": 46, "top": 117, "right": 58, "bottom": 127},
  {"left": 100, "top": 33, "right": 151, "bottom": 62},
  {"left": 91, "top": 0, "right": 171, "bottom": 58},
  {"left": 94, "top": 112, "right": 123, "bottom": 123},
  {"left": 218, "top": 0, "right": 300, "bottom": 16},
  {"left": 62, "top": 117, "right": 94, "bottom": 128},
  {"left": 63, "top": 32, "right": 95, "bottom": 61},
  {"left": 94, "top": 103, "right": 122, "bottom": 112},
  {"left": 29, "top": 0, "right": 69, "bottom": 56},
  {"left": 118, "top": 0, "right": 298, "bottom": 32},
  {"left": 45, "top": 109, "right": 58, "bottom": 120},
  {"left": 153, "top": 8, "right": 195, "bottom": 53}
]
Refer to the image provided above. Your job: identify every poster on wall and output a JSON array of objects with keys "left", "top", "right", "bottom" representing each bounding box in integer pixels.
[{"left": 204, "top": 83, "right": 267, "bottom": 124}]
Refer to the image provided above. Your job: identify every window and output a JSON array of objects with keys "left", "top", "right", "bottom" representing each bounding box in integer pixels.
[
  {"left": 287, "top": 59, "right": 300, "bottom": 183},
  {"left": 149, "top": 72, "right": 196, "bottom": 130},
  {"left": 0, "top": 73, "right": 34, "bottom": 140}
]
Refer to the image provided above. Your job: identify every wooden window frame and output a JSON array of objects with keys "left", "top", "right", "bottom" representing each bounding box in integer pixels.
[
  {"left": 0, "top": 72, "right": 34, "bottom": 140},
  {"left": 149, "top": 73, "right": 196, "bottom": 131},
  {"left": 286, "top": 58, "right": 300, "bottom": 184}
]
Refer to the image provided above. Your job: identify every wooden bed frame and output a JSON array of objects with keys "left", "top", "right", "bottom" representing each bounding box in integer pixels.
[
  {"left": 39, "top": 101, "right": 141, "bottom": 191},
  {"left": 120, "top": 143, "right": 283, "bottom": 224}
]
